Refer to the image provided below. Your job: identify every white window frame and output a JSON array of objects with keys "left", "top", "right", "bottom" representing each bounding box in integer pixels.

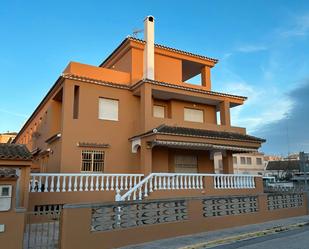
[
  {"left": 98, "top": 98, "right": 119, "bottom": 121},
  {"left": 81, "top": 150, "right": 105, "bottom": 172},
  {"left": 184, "top": 108, "right": 204, "bottom": 123},
  {"left": 153, "top": 105, "right": 165, "bottom": 118}
]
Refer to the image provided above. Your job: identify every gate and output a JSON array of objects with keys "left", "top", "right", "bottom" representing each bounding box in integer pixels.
[{"left": 23, "top": 204, "right": 62, "bottom": 249}]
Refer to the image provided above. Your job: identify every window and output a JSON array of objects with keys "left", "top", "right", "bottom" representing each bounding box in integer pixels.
[
  {"left": 98, "top": 98, "right": 119, "bottom": 121},
  {"left": 256, "top": 158, "right": 262, "bottom": 165},
  {"left": 153, "top": 105, "right": 165, "bottom": 118},
  {"left": 1, "top": 187, "right": 10, "bottom": 197},
  {"left": 175, "top": 155, "right": 198, "bottom": 173},
  {"left": 233, "top": 156, "right": 237, "bottom": 164},
  {"left": 240, "top": 157, "right": 246, "bottom": 164},
  {"left": 73, "top": 85, "right": 80, "bottom": 119},
  {"left": 246, "top": 157, "right": 252, "bottom": 165},
  {"left": 81, "top": 150, "right": 105, "bottom": 172},
  {"left": 184, "top": 108, "right": 204, "bottom": 123}
]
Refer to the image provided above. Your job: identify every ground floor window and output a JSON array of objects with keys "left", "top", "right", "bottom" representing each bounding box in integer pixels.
[
  {"left": 175, "top": 155, "right": 198, "bottom": 173},
  {"left": 81, "top": 150, "right": 105, "bottom": 172}
]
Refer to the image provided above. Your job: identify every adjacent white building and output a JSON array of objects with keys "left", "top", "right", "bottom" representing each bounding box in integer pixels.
[{"left": 214, "top": 152, "right": 265, "bottom": 175}]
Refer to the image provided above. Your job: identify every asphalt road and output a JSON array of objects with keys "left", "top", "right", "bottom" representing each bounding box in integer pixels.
[{"left": 212, "top": 225, "right": 309, "bottom": 249}]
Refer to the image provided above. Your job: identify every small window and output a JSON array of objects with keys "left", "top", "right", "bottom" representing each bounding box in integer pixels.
[
  {"left": 153, "top": 105, "right": 165, "bottom": 118},
  {"left": 81, "top": 150, "right": 105, "bottom": 172},
  {"left": 184, "top": 108, "right": 204, "bottom": 123},
  {"left": 1, "top": 187, "right": 10, "bottom": 197},
  {"left": 247, "top": 157, "right": 252, "bottom": 165},
  {"left": 98, "top": 98, "right": 119, "bottom": 121},
  {"left": 256, "top": 158, "right": 262, "bottom": 165},
  {"left": 233, "top": 156, "right": 237, "bottom": 164},
  {"left": 240, "top": 157, "right": 246, "bottom": 164}
]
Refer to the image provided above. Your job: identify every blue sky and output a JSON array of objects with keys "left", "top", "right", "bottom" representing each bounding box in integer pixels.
[{"left": 1, "top": 0, "right": 309, "bottom": 155}]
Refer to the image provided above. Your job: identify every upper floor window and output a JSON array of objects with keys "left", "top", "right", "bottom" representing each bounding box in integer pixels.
[
  {"left": 98, "top": 98, "right": 119, "bottom": 121},
  {"left": 233, "top": 156, "right": 237, "bottom": 164},
  {"left": 247, "top": 157, "right": 252, "bottom": 165},
  {"left": 184, "top": 108, "right": 204, "bottom": 123},
  {"left": 240, "top": 157, "right": 246, "bottom": 164},
  {"left": 256, "top": 158, "right": 263, "bottom": 165},
  {"left": 153, "top": 105, "right": 165, "bottom": 118},
  {"left": 81, "top": 150, "right": 105, "bottom": 172}
]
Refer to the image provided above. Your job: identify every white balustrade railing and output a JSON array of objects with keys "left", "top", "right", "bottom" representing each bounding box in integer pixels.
[
  {"left": 117, "top": 173, "right": 259, "bottom": 201},
  {"left": 117, "top": 173, "right": 206, "bottom": 201},
  {"left": 213, "top": 174, "right": 256, "bottom": 189},
  {"left": 29, "top": 173, "right": 143, "bottom": 193}
]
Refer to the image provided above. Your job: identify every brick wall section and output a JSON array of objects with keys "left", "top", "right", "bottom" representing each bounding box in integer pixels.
[{"left": 59, "top": 193, "right": 308, "bottom": 249}]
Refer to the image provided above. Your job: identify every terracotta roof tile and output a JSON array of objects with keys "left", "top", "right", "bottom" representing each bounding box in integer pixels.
[
  {"left": 127, "top": 37, "right": 219, "bottom": 63},
  {"left": 130, "top": 125, "right": 266, "bottom": 143},
  {"left": 132, "top": 79, "right": 247, "bottom": 101},
  {"left": 100, "top": 37, "right": 218, "bottom": 67},
  {"left": 0, "top": 143, "right": 32, "bottom": 161},
  {"left": 0, "top": 167, "right": 17, "bottom": 178}
]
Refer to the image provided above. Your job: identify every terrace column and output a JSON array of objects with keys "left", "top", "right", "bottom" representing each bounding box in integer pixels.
[
  {"left": 140, "top": 83, "right": 152, "bottom": 132},
  {"left": 219, "top": 100, "right": 231, "bottom": 126},
  {"left": 140, "top": 138, "right": 152, "bottom": 175},
  {"left": 222, "top": 151, "right": 234, "bottom": 174},
  {"left": 201, "top": 66, "right": 211, "bottom": 90}
]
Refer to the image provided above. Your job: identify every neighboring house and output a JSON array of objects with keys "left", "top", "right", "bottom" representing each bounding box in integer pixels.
[
  {"left": 13, "top": 16, "right": 265, "bottom": 175},
  {"left": 265, "top": 160, "right": 300, "bottom": 179},
  {"left": 284, "top": 153, "right": 300, "bottom": 160},
  {"left": 0, "top": 132, "right": 17, "bottom": 143},
  {"left": 214, "top": 152, "right": 265, "bottom": 175},
  {"left": 264, "top": 155, "right": 283, "bottom": 162},
  {"left": 233, "top": 152, "right": 265, "bottom": 175}
]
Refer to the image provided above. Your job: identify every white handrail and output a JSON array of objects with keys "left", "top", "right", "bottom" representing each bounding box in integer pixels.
[
  {"left": 29, "top": 173, "right": 143, "bottom": 193},
  {"left": 116, "top": 173, "right": 154, "bottom": 201},
  {"left": 118, "top": 173, "right": 208, "bottom": 201},
  {"left": 117, "top": 173, "right": 260, "bottom": 201}
]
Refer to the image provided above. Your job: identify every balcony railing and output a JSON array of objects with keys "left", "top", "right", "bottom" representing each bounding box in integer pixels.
[
  {"left": 29, "top": 173, "right": 143, "bottom": 193},
  {"left": 117, "top": 173, "right": 258, "bottom": 201},
  {"left": 213, "top": 174, "right": 256, "bottom": 189},
  {"left": 29, "top": 173, "right": 260, "bottom": 201}
]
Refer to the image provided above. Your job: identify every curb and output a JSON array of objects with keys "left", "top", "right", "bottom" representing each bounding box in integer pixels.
[{"left": 179, "top": 222, "right": 309, "bottom": 249}]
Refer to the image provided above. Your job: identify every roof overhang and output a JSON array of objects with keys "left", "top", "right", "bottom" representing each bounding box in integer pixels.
[
  {"left": 132, "top": 80, "right": 246, "bottom": 108},
  {"left": 100, "top": 37, "right": 218, "bottom": 68},
  {"left": 150, "top": 140, "right": 258, "bottom": 153}
]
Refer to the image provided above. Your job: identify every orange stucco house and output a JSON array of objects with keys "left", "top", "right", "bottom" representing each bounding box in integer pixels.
[{"left": 14, "top": 16, "right": 265, "bottom": 176}]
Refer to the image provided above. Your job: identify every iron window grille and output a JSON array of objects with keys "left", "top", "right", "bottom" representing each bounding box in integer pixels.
[{"left": 81, "top": 150, "right": 105, "bottom": 172}]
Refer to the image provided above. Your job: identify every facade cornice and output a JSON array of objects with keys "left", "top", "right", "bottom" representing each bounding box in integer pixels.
[
  {"left": 131, "top": 79, "right": 247, "bottom": 101},
  {"left": 62, "top": 73, "right": 131, "bottom": 90},
  {"left": 100, "top": 37, "right": 219, "bottom": 67},
  {"left": 14, "top": 77, "right": 64, "bottom": 143}
]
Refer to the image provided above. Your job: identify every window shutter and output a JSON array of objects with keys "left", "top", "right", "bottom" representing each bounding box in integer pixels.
[
  {"left": 175, "top": 155, "right": 198, "bottom": 173},
  {"left": 99, "top": 98, "right": 119, "bottom": 121},
  {"left": 184, "top": 108, "right": 204, "bottom": 123},
  {"left": 153, "top": 105, "right": 165, "bottom": 118}
]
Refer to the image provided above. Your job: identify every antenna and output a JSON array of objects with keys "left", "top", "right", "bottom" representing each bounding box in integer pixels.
[
  {"left": 285, "top": 113, "right": 290, "bottom": 157},
  {"left": 132, "top": 28, "right": 143, "bottom": 38}
]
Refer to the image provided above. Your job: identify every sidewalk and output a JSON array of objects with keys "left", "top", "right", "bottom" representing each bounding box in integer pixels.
[{"left": 120, "top": 215, "right": 309, "bottom": 249}]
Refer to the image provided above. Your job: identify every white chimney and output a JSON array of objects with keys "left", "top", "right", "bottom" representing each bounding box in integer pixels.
[{"left": 143, "top": 16, "right": 155, "bottom": 80}]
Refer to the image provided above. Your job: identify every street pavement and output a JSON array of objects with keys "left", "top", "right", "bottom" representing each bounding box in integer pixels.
[
  {"left": 120, "top": 215, "right": 309, "bottom": 249},
  {"left": 212, "top": 224, "right": 309, "bottom": 249}
]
